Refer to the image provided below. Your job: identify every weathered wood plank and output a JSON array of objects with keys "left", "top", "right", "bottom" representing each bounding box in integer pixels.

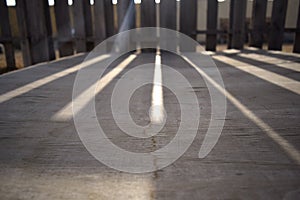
[
  {"left": 0, "top": 0, "right": 16, "bottom": 71},
  {"left": 104, "top": 0, "right": 115, "bottom": 37},
  {"left": 16, "top": 0, "right": 54, "bottom": 64},
  {"left": 43, "top": 0, "right": 55, "bottom": 60},
  {"left": 140, "top": 0, "right": 156, "bottom": 27},
  {"left": 250, "top": 0, "right": 267, "bottom": 48},
  {"left": 231, "top": 0, "right": 247, "bottom": 49},
  {"left": 117, "top": 0, "right": 135, "bottom": 32},
  {"left": 206, "top": 0, "right": 218, "bottom": 51},
  {"left": 94, "top": 0, "right": 106, "bottom": 45},
  {"left": 160, "top": 0, "right": 176, "bottom": 30},
  {"left": 293, "top": 1, "right": 300, "bottom": 53},
  {"left": 268, "top": 0, "right": 288, "bottom": 51},
  {"left": 227, "top": 0, "right": 234, "bottom": 49},
  {"left": 181, "top": 0, "right": 197, "bottom": 40},
  {"left": 54, "top": 0, "right": 74, "bottom": 57},
  {"left": 73, "top": 0, "right": 93, "bottom": 52},
  {"left": 16, "top": 0, "right": 31, "bottom": 66}
]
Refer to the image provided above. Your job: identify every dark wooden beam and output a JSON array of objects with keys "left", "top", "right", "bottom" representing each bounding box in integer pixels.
[
  {"left": 141, "top": 0, "right": 156, "bottom": 27},
  {"left": 227, "top": 0, "right": 235, "bottom": 49},
  {"left": 43, "top": 0, "right": 55, "bottom": 60},
  {"left": 231, "top": 0, "right": 247, "bottom": 49},
  {"left": 0, "top": 0, "right": 16, "bottom": 71},
  {"left": 160, "top": 0, "right": 176, "bottom": 30},
  {"left": 83, "top": 0, "right": 93, "bottom": 51},
  {"left": 268, "top": 0, "right": 288, "bottom": 51},
  {"left": 94, "top": 0, "right": 106, "bottom": 45},
  {"left": 73, "top": 0, "right": 94, "bottom": 52},
  {"left": 117, "top": 0, "right": 135, "bottom": 32},
  {"left": 54, "top": 0, "right": 74, "bottom": 57},
  {"left": 16, "top": 0, "right": 31, "bottom": 66},
  {"left": 293, "top": 1, "right": 300, "bottom": 53},
  {"left": 104, "top": 0, "right": 115, "bottom": 37},
  {"left": 206, "top": 0, "right": 218, "bottom": 51},
  {"left": 250, "top": 0, "right": 267, "bottom": 48},
  {"left": 181, "top": 0, "right": 197, "bottom": 40},
  {"left": 17, "top": 0, "right": 55, "bottom": 64}
]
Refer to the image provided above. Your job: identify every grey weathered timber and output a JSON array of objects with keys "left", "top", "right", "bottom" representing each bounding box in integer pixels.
[
  {"left": 268, "top": 0, "right": 288, "bottom": 51},
  {"left": 94, "top": 0, "right": 106, "bottom": 45},
  {"left": 160, "top": 0, "right": 176, "bottom": 30},
  {"left": 43, "top": 0, "right": 55, "bottom": 60},
  {"left": 293, "top": 2, "right": 300, "bottom": 53},
  {"left": 17, "top": 0, "right": 55, "bottom": 64},
  {"left": 104, "top": 0, "right": 115, "bottom": 37},
  {"left": 206, "top": 0, "right": 218, "bottom": 51},
  {"left": 227, "top": 0, "right": 234, "bottom": 49},
  {"left": 180, "top": 0, "right": 197, "bottom": 40},
  {"left": 160, "top": 0, "right": 177, "bottom": 51},
  {"left": 231, "top": 0, "right": 247, "bottom": 49},
  {"left": 140, "top": 0, "right": 156, "bottom": 27},
  {"left": 117, "top": 0, "right": 135, "bottom": 32},
  {"left": 15, "top": 0, "right": 32, "bottom": 66},
  {"left": 0, "top": 0, "right": 16, "bottom": 71},
  {"left": 54, "top": 0, "right": 74, "bottom": 57},
  {"left": 117, "top": 0, "right": 130, "bottom": 31},
  {"left": 73, "top": 0, "right": 93, "bottom": 52},
  {"left": 83, "top": 0, "right": 94, "bottom": 51},
  {"left": 250, "top": 0, "right": 267, "bottom": 48}
]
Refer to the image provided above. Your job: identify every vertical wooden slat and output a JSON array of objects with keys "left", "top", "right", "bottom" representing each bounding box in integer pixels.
[
  {"left": 73, "top": 0, "right": 87, "bottom": 52},
  {"left": 250, "top": 0, "right": 267, "bottom": 48},
  {"left": 16, "top": 0, "right": 31, "bottom": 66},
  {"left": 231, "top": 0, "right": 247, "bottom": 49},
  {"left": 54, "top": 0, "right": 74, "bottom": 57},
  {"left": 180, "top": 0, "right": 197, "bottom": 40},
  {"left": 94, "top": 0, "right": 106, "bottom": 45},
  {"left": 0, "top": 0, "right": 16, "bottom": 71},
  {"left": 104, "top": 0, "right": 115, "bottom": 37},
  {"left": 206, "top": 0, "right": 218, "bottom": 51},
  {"left": 43, "top": 0, "right": 55, "bottom": 60},
  {"left": 141, "top": 0, "right": 156, "bottom": 27},
  {"left": 117, "top": 0, "right": 130, "bottom": 30},
  {"left": 73, "top": 0, "right": 93, "bottom": 52},
  {"left": 83, "top": 0, "right": 94, "bottom": 51},
  {"left": 160, "top": 0, "right": 176, "bottom": 30},
  {"left": 293, "top": 1, "right": 300, "bottom": 53},
  {"left": 17, "top": 0, "right": 54, "bottom": 64},
  {"left": 227, "top": 0, "right": 234, "bottom": 49},
  {"left": 268, "top": 0, "right": 288, "bottom": 51},
  {"left": 117, "top": 0, "right": 135, "bottom": 32}
]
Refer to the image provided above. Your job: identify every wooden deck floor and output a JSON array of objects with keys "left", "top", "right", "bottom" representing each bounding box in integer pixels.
[{"left": 0, "top": 49, "right": 299, "bottom": 199}]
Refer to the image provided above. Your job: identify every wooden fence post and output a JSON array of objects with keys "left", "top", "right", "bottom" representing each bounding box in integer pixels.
[
  {"left": 181, "top": 0, "right": 197, "bottom": 40},
  {"left": 268, "top": 0, "right": 288, "bottom": 51},
  {"left": 227, "top": 0, "right": 234, "bottom": 49},
  {"left": 16, "top": 0, "right": 55, "bottom": 64},
  {"left": 43, "top": 0, "right": 55, "bottom": 60},
  {"left": 141, "top": 0, "right": 156, "bottom": 27},
  {"left": 250, "top": 0, "right": 267, "bottom": 48},
  {"left": 73, "top": 0, "right": 93, "bottom": 52},
  {"left": 206, "top": 0, "right": 218, "bottom": 51},
  {"left": 16, "top": 0, "right": 31, "bottom": 66},
  {"left": 293, "top": 1, "right": 300, "bottom": 53},
  {"left": 104, "top": 0, "right": 115, "bottom": 37},
  {"left": 160, "top": 0, "right": 176, "bottom": 30},
  {"left": 231, "top": 0, "right": 247, "bottom": 49},
  {"left": 117, "top": 0, "right": 135, "bottom": 32},
  {"left": 54, "top": 0, "right": 74, "bottom": 57},
  {"left": 0, "top": 0, "right": 16, "bottom": 71},
  {"left": 94, "top": 0, "right": 106, "bottom": 45}
]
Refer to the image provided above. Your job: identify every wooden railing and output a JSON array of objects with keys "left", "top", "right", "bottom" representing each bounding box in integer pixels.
[{"left": 0, "top": 0, "right": 299, "bottom": 72}]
